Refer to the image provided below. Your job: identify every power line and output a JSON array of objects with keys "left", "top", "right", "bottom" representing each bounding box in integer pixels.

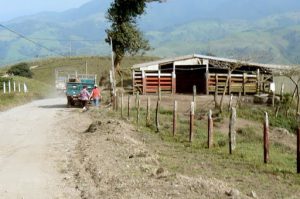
[
  {"left": 0, "top": 23, "right": 66, "bottom": 57},
  {"left": 29, "top": 37, "right": 103, "bottom": 42},
  {"left": 0, "top": 34, "right": 103, "bottom": 42}
]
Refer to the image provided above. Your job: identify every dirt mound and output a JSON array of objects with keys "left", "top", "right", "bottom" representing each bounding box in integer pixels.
[{"left": 69, "top": 110, "right": 249, "bottom": 199}]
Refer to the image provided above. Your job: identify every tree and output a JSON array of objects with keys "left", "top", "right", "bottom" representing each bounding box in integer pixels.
[
  {"left": 105, "top": 0, "right": 163, "bottom": 74},
  {"left": 219, "top": 62, "right": 242, "bottom": 113},
  {"left": 7, "top": 62, "right": 33, "bottom": 78},
  {"left": 275, "top": 67, "right": 300, "bottom": 116}
]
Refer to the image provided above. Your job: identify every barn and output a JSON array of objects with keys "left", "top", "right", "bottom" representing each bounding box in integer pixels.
[{"left": 132, "top": 54, "right": 289, "bottom": 95}]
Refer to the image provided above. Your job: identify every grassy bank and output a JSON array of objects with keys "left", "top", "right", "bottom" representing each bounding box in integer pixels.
[
  {"left": 0, "top": 76, "right": 54, "bottom": 111},
  {"left": 103, "top": 94, "right": 300, "bottom": 198}
]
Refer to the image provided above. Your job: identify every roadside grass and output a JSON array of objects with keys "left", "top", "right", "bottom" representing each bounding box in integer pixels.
[
  {"left": 107, "top": 97, "right": 300, "bottom": 198},
  {"left": 236, "top": 103, "right": 298, "bottom": 132},
  {"left": 0, "top": 76, "right": 54, "bottom": 111}
]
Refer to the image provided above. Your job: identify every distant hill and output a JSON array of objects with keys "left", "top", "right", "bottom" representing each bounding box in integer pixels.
[{"left": 1, "top": 0, "right": 300, "bottom": 66}]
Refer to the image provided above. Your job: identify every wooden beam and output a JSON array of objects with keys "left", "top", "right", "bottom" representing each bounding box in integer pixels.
[
  {"left": 132, "top": 70, "right": 135, "bottom": 93},
  {"left": 215, "top": 74, "right": 218, "bottom": 95},
  {"left": 204, "top": 59, "right": 209, "bottom": 95},
  {"left": 243, "top": 73, "right": 246, "bottom": 96},
  {"left": 228, "top": 72, "right": 232, "bottom": 95},
  {"left": 172, "top": 71, "right": 176, "bottom": 94},
  {"left": 257, "top": 69, "right": 260, "bottom": 94},
  {"left": 142, "top": 70, "right": 146, "bottom": 95},
  {"left": 158, "top": 70, "right": 161, "bottom": 95}
]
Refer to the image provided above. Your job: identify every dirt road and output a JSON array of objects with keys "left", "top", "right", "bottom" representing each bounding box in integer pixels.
[
  {"left": 0, "top": 98, "right": 85, "bottom": 199},
  {"left": 0, "top": 97, "right": 248, "bottom": 199}
]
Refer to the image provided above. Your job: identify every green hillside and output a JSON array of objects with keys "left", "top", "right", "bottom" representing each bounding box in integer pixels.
[
  {"left": 1, "top": 0, "right": 300, "bottom": 66},
  {"left": 30, "top": 56, "right": 157, "bottom": 86},
  {"left": 147, "top": 13, "right": 300, "bottom": 64}
]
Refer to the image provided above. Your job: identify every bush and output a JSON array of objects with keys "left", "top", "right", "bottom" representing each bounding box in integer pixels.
[
  {"left": 0, "top": 77, "right": 12, "bottom": 89},
  {"left": 7, "top": 63, "right": 33, "bottom": 78}
]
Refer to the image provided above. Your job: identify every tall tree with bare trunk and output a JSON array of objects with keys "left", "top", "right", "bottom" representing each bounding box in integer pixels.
[
  {"left": 105, "top": 0, "right": 164, "bottom": 77},
  {"left": 219, "top": 62, "right": 242, "bottom": 113},
  {"left": 275, "top": 67, "right": 300, "bottom": 116}
]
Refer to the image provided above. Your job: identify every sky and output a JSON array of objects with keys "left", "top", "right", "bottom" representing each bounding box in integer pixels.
[{"left": 0, "top": 0, "right": 92, "bottom": 22}]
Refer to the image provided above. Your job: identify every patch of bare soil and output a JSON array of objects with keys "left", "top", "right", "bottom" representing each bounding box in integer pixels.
[{"left": 69, "top": 108, "right": 249, "bottom": 199}]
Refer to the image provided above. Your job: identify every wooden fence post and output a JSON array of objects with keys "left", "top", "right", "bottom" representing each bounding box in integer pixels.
[
  {"left": 208, "top": 109, "right": 213, "bottom": 148},
  {"left": 264, "top": 112, "right": 269, "bottom": 163},
  {"left": 193, "top": 85, "right": 197, "bottom": 111},
  {"left": 127, "top": 95, "right": 130, "bottom": 120},
  {"left": 214, "top": 75, "right": 218, "bottom": 108},
  {"left": 112, "top": 94, "right": 116, "bottom": 110},
  {"left": 173, "top": 100, "right": 177, "bottom": 137},
  {"left": 158, "top": 70, "right": 161, "bottom": 100},
  {"left": 228, "top": 73, "right": 232, "bottom": 95},
  {"left": 257, "top": 69, "right": 260, "bottom": 94},
  {"left": 158, "top": 86, "right": 161, "bottom": 101},
  {"left": 237, "top": 91, "right": 242, "bottom": 108},
  {"left": 229, "top": 107, "right": 237, "bottom": 154},
  {"left": 272, "top": 91, "right": 275, "bottom": 107},
  {"left": 189, "top": 102, "right": 195, "bottom": 143},
  {"left": 215, "top": 74, "right": 219, "bottom": 94},
  {"left": 13, "top": 81, "right": 16, "bottom": 92},
  {"left": 135, "top": 92, "right": 139, "bottom": 109},
  {"left": 121, "top": 92, "right": 124, "bottom": 118},
  {"left": 280, "top": 83, "right": 284, "bottom": 101},
  {"left": 155, "top": 99, "right": 160, "bottom": 132},
  {"left": 18, "top": 82, "right": 21, "bottom": 93},
  {"left": 8, "top": 80, "right": 11, "bottom": 93},
  {"left": 228, "top": 94, "right": 233, "bottom": 111},
  {"left": 146, "top": 97, "right": 151, "bottom": 126},
  {"left": 23, "top": 83, "right": 28, "bottom": 93},
  {"left": 3, "top": 82, "right": 5, "bottom": 94},
  {"left": 136, "top": 99, "right": 140, "bottom": 128},
  {"left": 297, "top": 127, "right": 300, "bottom": 173},
  {"left": 243, "top": 73, "right": 246, "bottom": 96},
  {"left": 193, "top": 85, "right": 196, "bottom": 102},
  {"left": 115, "top": 94, "right": 119, "bottom": 112}
]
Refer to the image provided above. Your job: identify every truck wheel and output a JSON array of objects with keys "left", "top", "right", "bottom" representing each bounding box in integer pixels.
[{"left": 67, "top": 97, "right": 73, "bottom": 108}]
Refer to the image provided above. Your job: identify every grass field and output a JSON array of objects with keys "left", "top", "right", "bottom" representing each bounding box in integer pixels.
[
  {"left": 0, "top": 76, "right": 54, "bottom": 111},
  {"left": 106, "top": 93, "right": 300, "bottom": 198}
]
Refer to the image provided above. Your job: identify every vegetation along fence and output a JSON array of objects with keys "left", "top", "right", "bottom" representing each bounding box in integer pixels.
[
  {"left": 1, "top": 80, "right": 28, "bottom": 94},
  {"left": 110, "top": 87, "right": 300, "bottom": 174}
]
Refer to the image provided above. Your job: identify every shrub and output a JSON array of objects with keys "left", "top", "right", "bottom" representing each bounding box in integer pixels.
[
  {"left": 7, "top": 63, "right": 33, "bottom": 78},
  {"left": 0, "top": 77, "right": 12, "bottom": 89}
]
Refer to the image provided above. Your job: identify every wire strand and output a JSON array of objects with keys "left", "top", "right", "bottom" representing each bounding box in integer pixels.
[{"left": 0, "top": 23, "right": 66, "bottom": 57}]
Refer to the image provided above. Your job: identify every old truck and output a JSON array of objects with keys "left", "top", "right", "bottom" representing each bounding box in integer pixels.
[{"left": 66, "top": 74, "right": 97, "bottom": 107}]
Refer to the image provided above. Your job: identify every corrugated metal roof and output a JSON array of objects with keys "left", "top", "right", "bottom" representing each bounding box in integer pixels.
[{"left": 132, "top": 54, "right": 293, "bottom": 70}]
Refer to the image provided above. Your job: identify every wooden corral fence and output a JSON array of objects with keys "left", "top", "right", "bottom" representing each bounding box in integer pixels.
[
  {"left": 133, "top": 70, "right": 173, "bottom": 94},
  {"left": 133, "top": 69, "right": 272, "bottom": 95},
  {"left": 208, "top": 73, "right": 272, "bottom": 95}
]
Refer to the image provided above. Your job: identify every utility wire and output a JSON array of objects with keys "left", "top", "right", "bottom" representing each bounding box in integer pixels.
[
  {"left": 30, "top": 37, "right": 103, "bottom": 42},
  {"left": 0, "top": 23, "right": 65, "bottom": 57}
]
